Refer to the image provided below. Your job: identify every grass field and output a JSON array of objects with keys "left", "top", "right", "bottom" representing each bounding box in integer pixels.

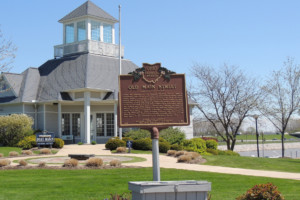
[
  {"left": 0, "top": 147, "right": 22, "bottom": 157},
  {"left": 203, "top": 155, "right": 300, "bottom": 173},
  {"left": 0, "top": 168, "right": 299, "bottom": 200}
]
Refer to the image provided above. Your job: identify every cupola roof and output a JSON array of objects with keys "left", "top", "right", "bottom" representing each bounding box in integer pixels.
[{"left": 59, "top": 0, "right": 118, "bottom": 23}]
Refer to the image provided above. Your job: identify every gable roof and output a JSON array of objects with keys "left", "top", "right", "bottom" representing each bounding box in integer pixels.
[
  {"left": 2, "top": 73, "right": 23, "bottom": 96},
  {"left": 59, "top": 1, "right": 118, "bottom": 23}
]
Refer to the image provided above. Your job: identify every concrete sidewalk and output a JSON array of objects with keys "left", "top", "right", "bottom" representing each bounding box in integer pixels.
[{"left": 5, "top": 144, "right": 300, "bottom": 180}]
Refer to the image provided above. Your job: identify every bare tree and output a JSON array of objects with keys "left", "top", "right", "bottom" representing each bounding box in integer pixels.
[
  {"left": 0, "top": 26, "right": 17, "bottom": 92},
  {"left": 190, "top": 64, "right": 261, "bottom": 150},
  {"left": 0, "top": 26, "right": 16, "bottom": 72},
  {"left": 259, "top": 58, "right": 300, "bottom": 157}
]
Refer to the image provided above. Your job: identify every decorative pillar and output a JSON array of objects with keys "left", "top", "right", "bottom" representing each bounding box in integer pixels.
[
  {"left": 114, "top": 102, "right": 118, "bottom": 137},
  {"left": 43, "top": 104, "right": 46, "bottom": 131},
  {"left": 58, "top": 103, "right": 62, "bottom": 138},
  {"left": 84, "top": 91, "right": 91, "bottom": 144}
]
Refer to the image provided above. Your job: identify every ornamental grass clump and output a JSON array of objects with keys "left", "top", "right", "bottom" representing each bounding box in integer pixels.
[
  {"left": 185, "top": 152, "right": 201, "bottom": 160},
  {"left": 175, "top": 151, "right": 186, "bottom": 157},
  {"left": 40, "top": 148, "right": 51, "bottom": 154},
  {"left": 22, "top": 150, "right": 33, "bottom": 155},
  {"left": 63, "top": 159, "right": 78, "bottom": 167},
  {"left": 236, "top": 183, "right": 285, "bottom": 200},
  {"left": 167, "top": 150, "right": 177, "bottom": 156},
  {"left": 38, "top": 162, "right": 46, "bottom": 167},
  {"left": 0, "top": 159, "right": 11, "bottom": 167},
  {"left": 19, "top": 159, "right": 28, "bottom": 166},
  {"left": 116, "top": 147, "right": 126, "bottom": 153},
  {"left": 9, "top": 151, "right": 19, "bottom": 157},
  {"left": 86, "top": 158, "right": 103, "bottom": 167},
  {"left": 177, "top": 155, "right": 192, "bottom": 163},
  {"left": 110, "top": 159, "right": 121, "bottom": 167}
]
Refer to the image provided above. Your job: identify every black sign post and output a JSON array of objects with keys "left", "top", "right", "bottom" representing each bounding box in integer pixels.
[{"left": 126, "top": 140, "right": 133, "bottom": 153}]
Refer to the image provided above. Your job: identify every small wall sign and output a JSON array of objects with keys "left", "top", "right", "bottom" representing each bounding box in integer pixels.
[{"left": 36, "top": 132, "right": 55, "bottom": 146}]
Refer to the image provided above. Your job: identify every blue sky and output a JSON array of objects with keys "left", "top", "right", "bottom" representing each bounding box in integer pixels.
[{"left": 1, "top": 0, "right": 300, "bottom": 82}]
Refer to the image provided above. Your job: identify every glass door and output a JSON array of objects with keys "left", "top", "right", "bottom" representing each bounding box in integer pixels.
[{"left": 90, "top": 114, "right": 96, "bottom": 142}]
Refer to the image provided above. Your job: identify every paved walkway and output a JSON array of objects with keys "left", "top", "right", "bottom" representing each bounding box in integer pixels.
[{"left": 5, "top": 144, "right": 300, "bottom": 181}]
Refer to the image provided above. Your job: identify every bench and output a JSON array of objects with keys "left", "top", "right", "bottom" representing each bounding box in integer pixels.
[{"left": 68, "top": 154, "right": 95, "bottom": 160}]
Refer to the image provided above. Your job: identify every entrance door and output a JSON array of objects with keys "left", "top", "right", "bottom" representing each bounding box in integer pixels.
[{"left": 90, "top": 114, "right": 96, "bottom": 142}]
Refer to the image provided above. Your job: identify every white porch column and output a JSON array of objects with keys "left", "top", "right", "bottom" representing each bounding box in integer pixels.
[
  {"left": 114, "top": 102, "right": 118, "bottom": 137},
  {"left": 58, "top": 103, "right": 62, "bottom": 138},
  {"left": 84, "top": 91, "right": 91, "bottom": 144},
  {"left": 43, "top": 104, "right": 46, "bottom": 131}
]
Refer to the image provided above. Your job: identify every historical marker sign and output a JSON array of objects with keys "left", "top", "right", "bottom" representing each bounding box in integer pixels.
[{"left": 118, "top": 63, "right": 190, "bottom": 128}]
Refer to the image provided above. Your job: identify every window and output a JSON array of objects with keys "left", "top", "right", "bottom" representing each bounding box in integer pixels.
[
  {"left": 96, "top": 113, "right": 104, "bottom": 136},
  {"left": 77, "top": 21, "right": 86, "bottom": 41},
  {"left": 106, "top": 113, "right": 114, "bottom": 136},
  {"left": 65, "top": 23, "right": 74, "bottom": 43},
  {"left": 72, "top": 114, "right": 81, "bottom": 136},
  {"left": 91, "top": 21, "right": 100, "bottom": 41},
  {"left": 62, "top": 114, "right": 70, "bottom": 135},
  {"left": 103, "top": 24, "right": 112, "bottom": 43}
]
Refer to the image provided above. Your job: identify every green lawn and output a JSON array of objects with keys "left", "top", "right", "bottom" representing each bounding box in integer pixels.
[
  {"left": 0, "top": 147, "right": 22, "bottom": 157},
  {"left": 203, "top": 155, "right": 300, "bottom": 173},
  {"left": 0, "top": 168, "right": 299, "bottom": 200}
]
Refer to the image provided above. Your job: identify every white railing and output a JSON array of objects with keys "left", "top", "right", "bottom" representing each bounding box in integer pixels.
[{"left": 54, "top": 40, "right": 124, "bottom": 58}]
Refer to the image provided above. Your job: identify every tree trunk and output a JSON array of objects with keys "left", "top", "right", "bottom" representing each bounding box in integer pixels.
[
  {"left": 281, "top": 132, "right": 285, "bottom": 157},
  {"left": 226, "top": 139, "right": 231, "bottom": 150},
  {"left": 230, "top": 139, "right": 236, "bottom": 151}
]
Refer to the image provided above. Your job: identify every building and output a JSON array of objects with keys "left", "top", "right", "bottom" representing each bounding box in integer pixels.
[{"left": 0, "top": 1, "right": 195, "bottom": 144}]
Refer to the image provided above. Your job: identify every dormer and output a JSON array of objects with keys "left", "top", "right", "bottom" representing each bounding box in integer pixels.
[{"left": 54, "top": 1, "right": 123, "bottom": 58}]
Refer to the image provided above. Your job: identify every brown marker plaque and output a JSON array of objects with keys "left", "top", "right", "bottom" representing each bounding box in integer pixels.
[{"left": 118, "top": 63, "right": 190, "bottom": 128}]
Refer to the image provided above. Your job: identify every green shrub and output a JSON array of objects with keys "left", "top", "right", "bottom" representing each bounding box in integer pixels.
[
  {"left": 160, "top": 127, "right": 186, "bottom": 144},
  {"left": 124, "top": 129, "right": 151, "bottom": 140},
  {"left": 206, "top": 148, "right": 219, "bottom": 155},
  {"left": 206, "top": 139, "right": 218, "bottom": 150},
  {"left": 217, "top": 150, "right": 240, "bottom": 156},
  {"left": 0, "top": 114, "right": 34, "bottom": 146},
  {"left": 91, "top": 141, "right": 96, "bottom": 145},
  {"left": 17, "top": 135, "right": 37, "bottom": 149},
  {"left": 132, "top": 138, "right": 152, "bottom": 150},
  {"left": 182, "top": 138, "right": 206, "bottom": 154},
  {"left": 170, "top": 143, "right": 183, "bottom": 151},
  {"left": 236, "top": 183, "right": 285, "bottom": 200},
  {"left": 159, "top": 141, "right": 171, "bottom": 153},
  {"left": 122, "top": 137, "right": 133, "bottom": 143},
  {"left": 78, "top": 142, "right": 83, "bottom": 145},
  {"left": 105, "top": 137, "right": 126, "bottom": 151},
  {"left": 53, "top": 138, "right": 64, "bottom": 148}
]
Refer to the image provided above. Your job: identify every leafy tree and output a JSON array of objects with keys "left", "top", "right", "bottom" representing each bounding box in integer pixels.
[{"left": 190, "top": 63, "right": 261, "bottom": 150}]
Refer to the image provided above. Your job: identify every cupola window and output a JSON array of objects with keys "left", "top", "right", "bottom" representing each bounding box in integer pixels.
[
  {"left": 77, "top": 21, "right": 86, "bottom": 41},
  {"left": 91, "top": 21, "right": 101, "bottom": 41},
  {"left": 65, "top": 23, "right": 74, "bottom": 44},
  {"left": 103, "top": 24, "right": 112, "bottom": 43}
]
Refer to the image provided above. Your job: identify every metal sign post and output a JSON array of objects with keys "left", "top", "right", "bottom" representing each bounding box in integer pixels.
[{"left": 151, "top": 127, "right": 160, "bottom": 181}]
